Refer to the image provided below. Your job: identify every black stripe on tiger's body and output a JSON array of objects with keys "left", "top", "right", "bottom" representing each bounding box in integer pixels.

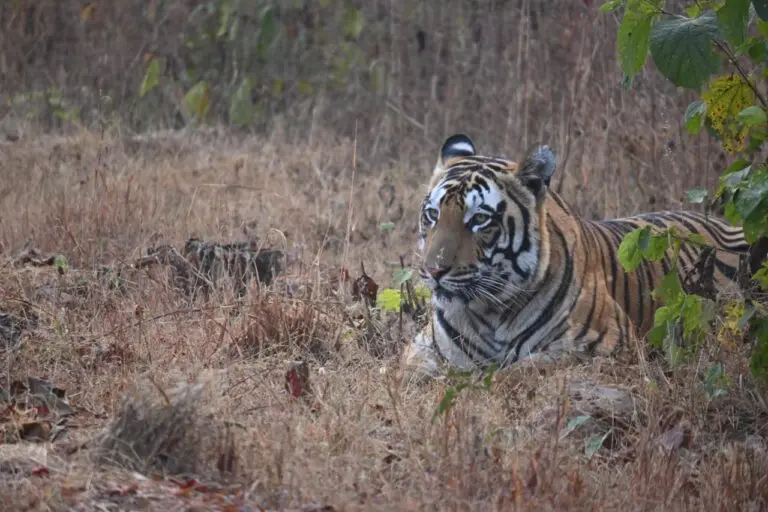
[{"left": 401, "top": 134, "right": 751, "bottom": 379}]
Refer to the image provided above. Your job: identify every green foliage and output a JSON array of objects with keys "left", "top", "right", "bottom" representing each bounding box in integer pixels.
[
  {"left": 229, "top": 77, "right": 255, "bottom": 127},
  {"left": 183, "top": 81, "right": 212, "bottom": 120},
  {"left": 432, "top": 364, "right": 499, "bottom": 422},
  {"left": 701, "top": 75, "right": 754, "bottom": 152},
  {"left": 716, "top": 0, "right": 750, "bottom": 47},
  {"left": 684, "top": 100, "right": 708, "bottom": 134},
  {"left": 376, "top": 288, "right": 402, "bottom": 313},
  {"left": 392, "top": 268, "right": 414, "bottom": 288},
  {"left": 617, "top": 225, "right": 671, "bottom": 271},
  {"left": 7, "top": 88, "right": 81, "bottom": 127},
  {"left": 375, "top": 265, "right": 431, "bottom": 314},
  {"left": 686, "top": 188, "right": 709, "bottom": 203},
  {"left": 755, "top": 260, "right": 768, "bottom": 290},
  {"left": 649, "top": 12, "right": 722, "bottom": 89},
  {"left": 135, "top": 0, "right": 378, "bottom": 129},
  {"left": 140, "top": 58, "right": 162, "bottom": 98},
  {"left": 605, "top": 0, "right": 768, "bottom": 382},
  {"left": 342, "top": 6, "right": 365, "bottom": 39},
  {"left": 379, "top": 222, "right": 396, "bottom": 233},
  {"left": 54, "top": 255, "right": 69, "bottom": 275},
  {"left": 703, "top": 364, "right": 729, "bottom": 398},
  {"left": 753, "top": 0, "right": 768, "bottom": 20},
  {"left": 617, "top": 0, "right": 660, "bottom": 80}
]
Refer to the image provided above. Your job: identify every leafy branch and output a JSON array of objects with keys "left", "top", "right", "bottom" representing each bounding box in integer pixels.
[{"left": 603, "top": 0, "right": 768, "bottom": 382}]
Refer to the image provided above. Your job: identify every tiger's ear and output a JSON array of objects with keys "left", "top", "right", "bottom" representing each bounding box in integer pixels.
[
  {"left": 517, "top": 145, "right": 556, "bottom": 200},
  {"left": 433, "top": 134, "right": 475, "bottom": 176}
]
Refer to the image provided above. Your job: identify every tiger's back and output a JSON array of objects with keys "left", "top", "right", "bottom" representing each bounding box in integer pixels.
[
  {"left": 402, "top": 134, "right": 751, "bottom": 378},
  {"left": 541, "top": 194, "right": 748, "bottom": 358}
]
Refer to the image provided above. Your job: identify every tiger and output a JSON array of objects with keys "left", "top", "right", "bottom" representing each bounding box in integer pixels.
[{"left": 401, "top": 133, "right": 752, "bottom": 379}]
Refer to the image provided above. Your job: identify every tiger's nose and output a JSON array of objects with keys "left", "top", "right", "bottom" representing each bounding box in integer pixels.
[{"left": 423, "top": 266, "right": 450, "bottom": 281}]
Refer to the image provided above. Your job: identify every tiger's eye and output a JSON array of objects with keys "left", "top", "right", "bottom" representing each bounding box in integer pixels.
[{"left": 424, "top": 207, "right": 439, "bottom": 223}]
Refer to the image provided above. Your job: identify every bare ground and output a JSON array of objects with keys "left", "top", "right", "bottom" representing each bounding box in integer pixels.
[{"left": 0, "top": 129, "right": 767, "bottom": 511}]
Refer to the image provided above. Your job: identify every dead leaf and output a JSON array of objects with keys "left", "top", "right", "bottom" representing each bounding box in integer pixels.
[
  {"left": 30, "top": 465, "right": 49, "bottom": 477},
  {"left": 107, "top": 484, "right": 138, "bottom": 497},
  {"left": 19, "top": 421, "right": 51, "bottom": 442},
  {"left": 351, "top": 263, "right": 378, "bottom": 305},
  {"left": 285, "top": 361, "right": 311, "bottom": 400},
  {"left": 80, "top": 3, "right": 96, "bottom": 21}
]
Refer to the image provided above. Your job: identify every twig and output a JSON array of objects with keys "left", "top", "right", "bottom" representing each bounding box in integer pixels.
[{"left": 713, "top": 39, "right": 768, "bottom": 109}]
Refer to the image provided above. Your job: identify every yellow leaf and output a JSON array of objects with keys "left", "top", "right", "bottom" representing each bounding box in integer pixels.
[
  {"left": 80, "top": 3, "right": 96, "bottom": 22},
  {"left": 376, "top": 288, "right": 402, "bottom": 313},
  {"left": 183, "top": 81, "right": 212, "bottom": 120},
  {"left": 702, "top": 75, "right": 755, "bottom": 153},
  {"left": 297, "top": 80, "right": 313, "bottom": 96}
]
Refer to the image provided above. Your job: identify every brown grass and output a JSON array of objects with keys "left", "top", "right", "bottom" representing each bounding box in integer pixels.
[{"left": 0, "top": 129, "right": 767, "bottom": 511}]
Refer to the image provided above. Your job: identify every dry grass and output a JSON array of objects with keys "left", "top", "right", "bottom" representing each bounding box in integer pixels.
[{"left": 0, "top": 129, "right": 767, "bottom": 511}]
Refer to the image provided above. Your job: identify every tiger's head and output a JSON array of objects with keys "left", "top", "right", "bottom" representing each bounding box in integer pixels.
[{"left": 418, "top": 134, "right": 556, "bottom": 305}]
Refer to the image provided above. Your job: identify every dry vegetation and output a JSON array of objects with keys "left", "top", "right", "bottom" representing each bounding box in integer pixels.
[
  {"left": 0, "top": 1, "right": 767, "bottom": 510},
  {"left": 0, "top": 127, "right": 765, "bottom": 511}
]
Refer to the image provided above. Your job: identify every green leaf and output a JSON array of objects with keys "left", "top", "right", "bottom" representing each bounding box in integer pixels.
[
  {"left": 737, "top": 36, "right": 768, "bottom": 58},
  {"left": 139, "top": 58, "right": 161, "bottom": 98},
  {"left": 413, "top": 283, "right": 432, "bottom": 301},
  {"left": 635, "top": 226, "right": 670, "bottom": 261},
  {"left": 561, "top": 415, "right": 592, "bottom": 439},
  {"left": 686, "top": 188, "right": 709, "bottom": 204},
  {"left": 257, "top": 7, "right": 277, "bottom": 58},
  {"left": 742, "top": 201, "right": 768, "bottom": 243},
  {"left": 217, "top": 0, "right": 233, "bottom": 39},
  {"left": 600, "top": 0, "right": 624, "bottom": 13},
  {"left": 54, "top": 254, "right": 68, "bottom": 274},
  {"left": 717, "top": 0, "right": 750, "bottom": 46},
  {"left": 379, "top": 221, "right": 396, "bottom": 233},
  {"left": 343, "top": 7, "right": 365, "bottom": 40},
  {"left": 754, "top": 260, "right": 768, "bottom": 291},
  {"left": 644, "top": 232, "right": 671, "bottom": 261},
  {"left": 758, "top": 19, "right": 768, "bottom": 38},
  {"left": 725, "top": 158, "right": 752, "bottom": 175},
  {"left": 636, "top": 225, "right": 652, "bottom": 253},
  {"left": 739, "top": 302, "right": 758, "bottom": 329},
  {"left": 481, "top": 363, "right": 500, "bottom": 389},
  {"left": 392, "top": 268, "right": 414, "bottom": 288},
  {"left": 703, "top": 364, "right": 726, "bottom": 398},
  {"left": 183, "top": 81, "right": 212, "bottom": 120},
  {"left": 432, "top": 383, "right": 469, "bottom": 422},
  {"left": 617, "top": 1, "right": 655, "bottom": 78},
  {"left": 686, "top": 232, "right": 708, "bottom": 246},
  {"left": 585, "top": 431, "right": 611, "bottom": 458},
  {"left": 684, "top": 100, "right": 707, "bottom": 134},
  {"left": 721, "top": 161, "right": 751, "bottom": 191},
  {"left": 748, "top": 315, "right": 768, "bottom": 383},
  {"left": 753, "top": 0, "right": 768, "bottom": 21},
  {"left": 702, "top": 74, "right": 756, "bottom": 152},
  {"left": 229, "top": 77, "right": 254, "bottom": 128},
  {"left": 656, "top": 271, "right": 684, "bottom": 304},
  {"left": 376, "top": 288, "right": 402, "bottom": 312},
  {"left": 735, "top": 170, "right": 768, "bottom": 217},
  {"left": 618, "top": 227, "right": 646, "bottom": 271},
  {"left": 738, "top": 106, "right": 767, "bottom": 126},
  {"left": 648, "top": 318, "right": 670, "bottom": 347},
  {"left": 681, "top": 295, "right": 705, "bottom": 337},
  {"left": 650, "top": 13, "right": 722, "bottom": 89}
]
